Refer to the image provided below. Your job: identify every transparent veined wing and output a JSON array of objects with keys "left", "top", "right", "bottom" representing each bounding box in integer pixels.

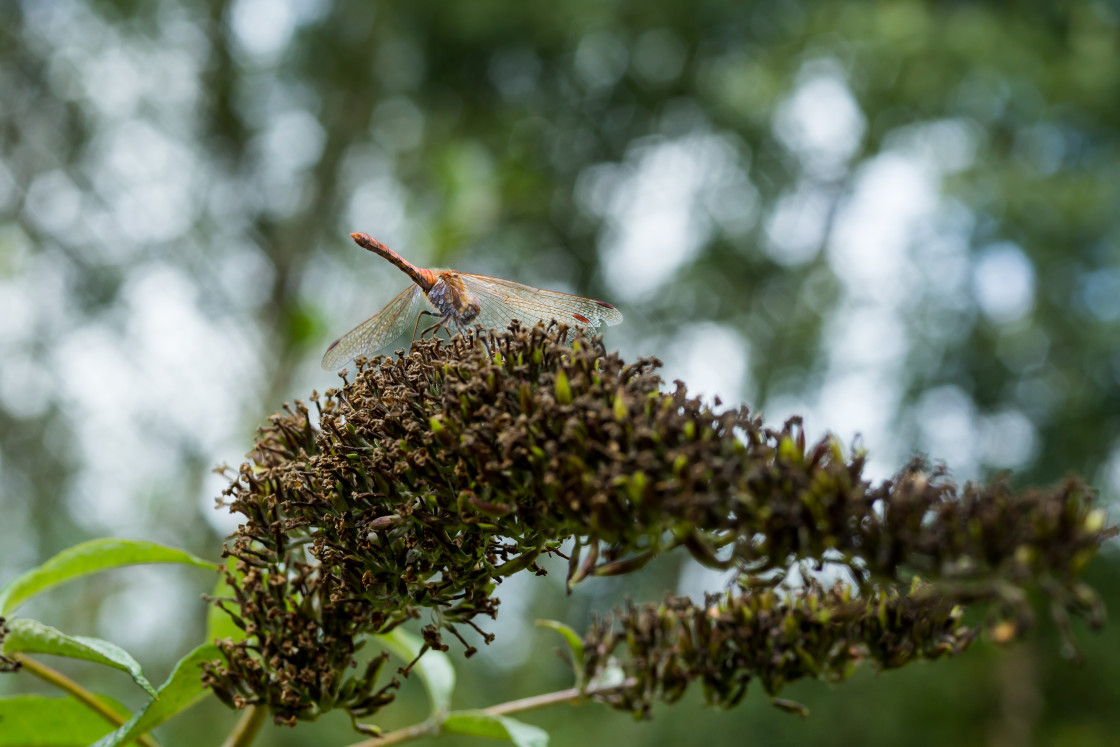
[
  {"left": 321, "top": 285, "right": 427, "bottom": 370},
  {"left": 457, "top": 273, "right": 622, "bottom": 335}
]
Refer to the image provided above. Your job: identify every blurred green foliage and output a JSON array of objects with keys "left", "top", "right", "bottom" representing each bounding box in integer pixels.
[{"left": 2, "top": 0, "right": 1119, "bottom": 744}]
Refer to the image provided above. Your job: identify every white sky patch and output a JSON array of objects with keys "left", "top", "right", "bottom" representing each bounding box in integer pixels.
[
  {"left": 81, "top": 44, "right": 145, "bottom": 122},
  {"left": 979, "top": 408, "right": 1038, "bottom": 469},
  {"left": 347, "top": 175, "right": 409, "bottom": 242},
  {"left": 676, "top": 561, "right": 738, "bottom": 599},
  {"left": 96, "top": 119, "right": 187, "bottom": 186},
  {"left": 85, "top": 118, "right": 199, "bottom": 251},
  {"left": 202, "top": 470, "right": 244, "bottom": 536},
  {"left": 763, "top": 184, "right": 833, "bottom": 266},
  {"left": 212, "top": 238, "right": 278, "bottom": 311},
  {"left": 0, "top": 469, "right": 38, "bottom": 583},
  {"left": 22, "top": 170, "right": 83, "bottom": 236},
  {"left": 252, "top": 109, "right": 326, "bottom": 217},
  {"left": 96, "top": 567, "right": 200, "bottom": 661},
  {"left": 660, "top": 322, "right": 750, "bottom": 406},
  {"left": 1, "top": 243, "right": 71, "bottom": 344},
  {"left": 38, "top": 7, "right": 205, "bottom": 128},
  {"left": 0, "top": 350, "right": 53, "bottom": 420},
  {"left": 884, "top": 119, "right": 980, "bottom": 175},
  {"left": 806, "top": 123, "right": 973, "bottom": 479},
  {"left": 228, "top": 0, "right": 328, "bottom": 66},
  {"left": 912, "top": 211, "right": 974, "bottom": 300},
  {"left": 826, "top": 302, "right": 908, "bottom": 370},
  {"left": 255, "top": 108, "right": 327, "bottom": 175},
  {"left": 144, "top": 45, "right": 206, "bottom": 112},
  {"left": 596, "top": 133, "right": 751, "bottom": 303},
  {"left": 123, "top": 264, "right": 258, "bottom": 437},
  {"left": 53, "top": 323, "right": 163, "bottom": 526},
  {"left": 1099, "top": 439, "right": 1120, "bottom": 512},
  {"left": 829, "top": 152, "right": 939, "bottom": 296},
  {"left": 204, "top": 173, "right": 255, "bottom": 227},
  {"left": 707, "top": 168, "right": 759, "bottom": 238},
  {"left": 773, "top": 62, "right": 866, "bottom": 178},
  {"left": 0, "top": 279, "right": 33, "bottom": 348},
  {"left": 915, "top": 385, "right": 980, "bottom": 479},
  {"left": 1078, "top": 267, "right": 1120, "bottom": 321},
  {"left": 470, "top": 572, "right": 533, "bottom": 671},
  {"left": 51, "top": 262, "right": 260, "bottom": 532},
  {"left": 815, "top": 372, "right": 902, "bottom": 480},
  {"left": 973, "top": 242, "right": 1036, "bottom": 323}
]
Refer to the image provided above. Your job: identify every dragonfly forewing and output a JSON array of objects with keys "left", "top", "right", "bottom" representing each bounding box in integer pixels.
[
  {"left": 321, "top": 285, "right": 427, "bottom": 370},
  {"left": 458, "top": 273, "right": 623, "bottom": 333}
]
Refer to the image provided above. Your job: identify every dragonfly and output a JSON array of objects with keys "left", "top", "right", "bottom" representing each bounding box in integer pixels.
[{"left": 321, "top": 232, "right": 623, "bottom": 370}]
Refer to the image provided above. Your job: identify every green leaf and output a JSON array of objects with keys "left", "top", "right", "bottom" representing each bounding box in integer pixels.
[
  {"left": 91, "top": 643, "right": 221, "bottom": 747},
  {"left": 2, "top": 618, "right": 156, "bottom": 696},
  {"left": 534, "top": 620, "right": 585, "bottom": 687},
  {"left": 206, "top": 556, "right": 247, "bottom": 644},
  {"left": 0, "top": 539, "right": 216, "bottom": 615},
  {"left": 443, "top": 711, "right": 549, "bottom": 747},
  {"left": 378, "top": 628, "right": 455, "bottom": 715},
  {"left": 0, "top": 695, "right": 129, "bottom": 746}
]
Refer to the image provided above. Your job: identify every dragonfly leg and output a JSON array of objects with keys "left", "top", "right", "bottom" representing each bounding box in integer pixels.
[
  {"left": 419, "top": 315, "right": 450, "bottom": 340},
  {"left": 411, "top": 310, "right": 440, "bottom": 345}
]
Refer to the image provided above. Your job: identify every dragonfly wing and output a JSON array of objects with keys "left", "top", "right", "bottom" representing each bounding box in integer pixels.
[
  {"left": 458, "top": 273, "right": 623, "bottom": 335},
  {"left": 321, "top": 285, "right": 426, "bottom": 370}
]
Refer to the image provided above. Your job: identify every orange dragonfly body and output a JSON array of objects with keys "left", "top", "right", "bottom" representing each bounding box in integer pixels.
[{"left": 321, "top": 232, "right": 623, "bottom": 370}]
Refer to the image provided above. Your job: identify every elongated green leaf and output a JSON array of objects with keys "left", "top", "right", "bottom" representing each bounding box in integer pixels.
[
  {"left": 92, "top": 643, "right": 221, "bottom": 747},
  {"left": 378, "top": 628, "right": 455, "bottom": 715},
  {"left": 443, "top": 711, "right": 549, "bottom": 747},
  {"left": 2, "top": 618, "right": 155, "bottom": 696},
  {"left": 534, "top": 619, "right": 585, "bottom": 686},
  {"left": 0, "top": 539, "right": 216, "bottom": 615},
  {"left": 0, "top": 695, "right": 129, "bottom": 746}
]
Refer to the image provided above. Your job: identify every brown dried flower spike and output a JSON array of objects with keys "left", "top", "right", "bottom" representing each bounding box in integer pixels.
[{"left": 204, "top": 323, "right": 1114, "bottom": 728}]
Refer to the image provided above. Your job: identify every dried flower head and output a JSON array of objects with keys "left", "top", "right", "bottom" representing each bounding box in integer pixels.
[
  {"left": 205, "top": 323, "right": 1114, "bottom": 727},
  {"left": 583, "top": 581, "right": 976, "bottom": 718}
]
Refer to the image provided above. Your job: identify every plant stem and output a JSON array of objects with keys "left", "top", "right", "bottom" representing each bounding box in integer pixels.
[
  {"left": 482, "top": 686, "right": 585, "bottom": 716},
  {"left": 345, "top": 681, "right": 632, "bottom": 747},
  {"left": 359, "top": 720, "right": 438, "bottom": 747},
  {"left": 15, "top": 653, "right": 160, "bottom": 747},
  {"left": 222, "top": 705, "right": 267, "bottom": 747}
]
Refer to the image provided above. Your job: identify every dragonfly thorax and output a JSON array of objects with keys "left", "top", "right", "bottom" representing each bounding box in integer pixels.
[{"left": 427, "top": 271, "right": 481, "bottom": 323}]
